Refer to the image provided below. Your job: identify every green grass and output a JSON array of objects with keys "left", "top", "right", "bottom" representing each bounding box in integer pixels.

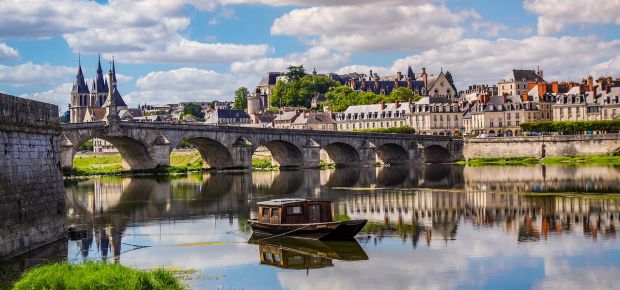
[
  {"left": 457, "top": 155, "right": 620, "bottom": 166},
  {"left": 12, "top": 261, "right": 184, "bottom": 290},
  {"left": 540, "top": 155, "right": 620, "bottom": 166}
]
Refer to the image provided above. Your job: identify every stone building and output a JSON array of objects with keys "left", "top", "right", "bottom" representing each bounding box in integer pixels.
[
  {"left": 553, "top": 76, "right": 620, "bottom": 121},
  {"left": 407, "top": 97, "right": 464, "bottom": 135},
  {"left": 335, "top": 101, "right": 410, "bottom": 131},
  {"left": 498, "top": 69, "right": 545, "bottom": 96},
  {"left": 290, "top": 111, "right": 336, "bottom": 130},
  {"left": 463, "top": 95, "right": 544, "bottom": 137},
  {"left": 273, "top": 110, "right": 300, "bottom": 129},
  {"left": 204, "top": 108, "right": 251, "bottom": 125},
  {"left": 70, "top": 57, "right": 128, "bottom": 123}
]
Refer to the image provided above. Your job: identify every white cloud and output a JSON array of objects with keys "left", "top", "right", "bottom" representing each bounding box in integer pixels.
[
  {"left": 20, "top": 83, "right": 73, "bottom": 109},
  {"left": 128, "top": 67, "right": 247, "bottom": 105},
  {"left": 0, "top": 43, "right": 19, "bottom": 62},
  {"left": 220, "top": 0, "right": 435, "bottom": 6},
  {"left": 230, "top": 46, "right": 349, "bottom": 74},
  {"left": 270, "top": 4, "right": 471, "bottom": 52},
  {"left": 0, "top": 62, "right": 74, "bottom": 87},
  {"left": 524, "top": 0, "right": 620, "bottom": 35},
  {"left": 0, "top": 0, "right": 269, "bottom": 64},
  {"left": 338, "top": 36, "right": 620, "bottom": 89}
]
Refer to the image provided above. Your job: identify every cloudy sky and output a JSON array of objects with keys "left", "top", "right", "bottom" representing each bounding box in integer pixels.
[{"left": 1, "top": 0, "right": 619, "bottom": 111}]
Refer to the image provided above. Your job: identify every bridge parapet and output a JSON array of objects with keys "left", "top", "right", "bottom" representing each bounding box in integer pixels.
[{"left": 59, "top": 121, "right": 463, "bottom": 170}]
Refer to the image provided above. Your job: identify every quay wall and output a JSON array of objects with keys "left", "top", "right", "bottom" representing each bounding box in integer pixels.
[
  {"left": 463, "top": 134, "right": 620, "bottom": 160},
  {"left": 0, "top": 93, "right": 65, "bottom": 258}
]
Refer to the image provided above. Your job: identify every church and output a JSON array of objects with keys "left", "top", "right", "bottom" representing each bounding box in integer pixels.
[{"left": 69, "top": 57, "right": 137, "bottom": 123}]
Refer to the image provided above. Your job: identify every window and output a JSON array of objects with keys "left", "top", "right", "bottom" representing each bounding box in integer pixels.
[
  {"left": 262, "top": 208, "right": 270, "bottom": 217},
  {"left": 287, "top": 206, "right": 302, "bottom": 214},
  {"left": 271, "top": 208, "right": 279, "bottom": 217}
]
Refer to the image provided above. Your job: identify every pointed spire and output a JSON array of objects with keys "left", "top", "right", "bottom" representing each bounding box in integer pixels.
[
  {"left": 112, "top": 57, "right": 117, "bottom": 83},
  {"left": 407, "top": 65, "right": 415, "bottom": 79},
  {"left": 93, "top": 53, "right": 107, "bottom": 93},
  {"left": 72, "top": 54, "right": 89, "bottom": 94}
]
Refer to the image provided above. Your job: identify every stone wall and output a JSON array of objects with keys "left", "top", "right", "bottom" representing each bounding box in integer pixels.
[
  {"left": 463, "top": 134, "right": 620, "bottom": 160},
  {"left": 0, "top": 93, "right": 65, "bottom": 258}
]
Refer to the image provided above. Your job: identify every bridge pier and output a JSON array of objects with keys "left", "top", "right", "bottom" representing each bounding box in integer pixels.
[
  {"left": 408, "top": 142, "right": 426, "bottom": 163},
  {"left": 358, "top": 140, "right": 377, "bottom": 166},
  {"left": 302, "top": 139, "right": 321, "bottom": 168},
  {"left": 60, "top": 135, "right": 76, "bottom": 169},
  {"left": 230, "top": 138, "right": 253, "bottom": 169}
]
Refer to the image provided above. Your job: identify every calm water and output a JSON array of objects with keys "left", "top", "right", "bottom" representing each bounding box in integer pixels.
[{"left": 5, "top": 165, "right": 620, "bottom": 289}]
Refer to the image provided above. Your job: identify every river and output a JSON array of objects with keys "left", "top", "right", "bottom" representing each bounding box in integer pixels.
[{"left": 3, "top": 164, "right": 620, "bottom": 289}]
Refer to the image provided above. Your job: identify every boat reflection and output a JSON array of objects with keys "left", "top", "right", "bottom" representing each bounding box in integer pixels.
[{"left": 248, "top": 235, "right": 368, "bottom": 270}]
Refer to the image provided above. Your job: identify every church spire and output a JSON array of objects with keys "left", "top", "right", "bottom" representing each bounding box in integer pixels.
[
  {"left": 71, "top": 55, "right": 89, "bottom": 94},
  {"left": 112, "top": 57, "right": 117, "bottom": 83},
  {"left": 93, "top": 53, "right": 107, "bottom": 93}
]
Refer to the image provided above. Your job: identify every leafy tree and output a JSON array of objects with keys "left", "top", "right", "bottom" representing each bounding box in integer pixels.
[
  {"left": 79, "top": 140, "right": 93, "bottom": 151},
  {"left": 520, "top": 120, "right": 620, "bottom": 134},
  {"left": 445, "top": 71, "right": 457, "bottom": 92},
  {"left": 182, "top": 103, "right": 205, "bottom": 121},
  {"left": 286, "top": 65, "right": 306, "bottom": 82},
  {"left": 386, "top": 87, "right": 422, "bottom": 103},
  {"left": 233, "top": 87, "right": 250, "bottom": 109},
  {"left": 270, "top": 75, "right": 339, "bottom": 108}
]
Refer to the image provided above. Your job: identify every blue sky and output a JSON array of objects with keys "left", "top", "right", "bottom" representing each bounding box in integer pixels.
[{"left": 0, "top": 0, "right": 619, "bottom": 111}]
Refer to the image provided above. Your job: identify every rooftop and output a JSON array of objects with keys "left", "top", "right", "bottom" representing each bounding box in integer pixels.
[{"left": 257, "top": 198, "right": 308, "bottom": 206}]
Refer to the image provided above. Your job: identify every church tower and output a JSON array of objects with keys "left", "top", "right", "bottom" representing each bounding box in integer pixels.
[
  {"left": 69, "top": 57, "right": 91, "bottom": 123},
  {"left": 90, "top": 55, "right": 108, "bottom": 107}
]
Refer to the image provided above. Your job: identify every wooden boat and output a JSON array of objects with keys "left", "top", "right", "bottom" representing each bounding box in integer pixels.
[{"left": 247, "top": 199, "right": 367, "bottom": 240}]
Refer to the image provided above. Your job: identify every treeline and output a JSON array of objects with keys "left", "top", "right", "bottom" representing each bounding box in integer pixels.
[
  {"left": 352, "top": 126, "right": 415, "bottom": 134},
  {"left": 265, "top": 65, "right": 422, "bottom": 111},
  {"left": 520, "top": 120, "right": 620, "bottom": 133},
  {"left": 325, "top": 86, "right": 422, "bottom": 112}
]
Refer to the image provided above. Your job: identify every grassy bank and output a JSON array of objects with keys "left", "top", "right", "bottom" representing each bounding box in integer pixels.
[
  {"left": 457, "top": 155, "right": 620, "bottom": 166},
  {"left": 67, "top": 150, "right": 341, "bottom": 176},
  {"left": 12, "top": 261, "right": 184, "bottom": 290}
]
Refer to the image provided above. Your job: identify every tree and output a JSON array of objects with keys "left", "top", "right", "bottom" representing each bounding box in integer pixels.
[
  {"left": 182, "top": 103, "right": 205, "bottom": 121},
  {"left": 286, "top": 65, "right": 306, "bottom": 82},
  {"left": 386, "top": 87, "right": 422, "bottom": 103},
  {"left": 233, "top": 87, "right": 250, "bottom": 110},
  {"left": 445, "top": 71, "right": 457, "bottom": 92},
  {"left": 270, "top": 75, "right": 339, "bottom": 108}
]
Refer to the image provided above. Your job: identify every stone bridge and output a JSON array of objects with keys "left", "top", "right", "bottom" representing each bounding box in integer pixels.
[{"left": 59, "top": 121, "right": 464, "bottom": 170}]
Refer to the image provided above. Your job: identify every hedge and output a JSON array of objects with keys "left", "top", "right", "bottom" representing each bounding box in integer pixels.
[
  {"left": 520, "top": 120, "right": 620, "bottom": 133},
  {"left": 352, "top": 126, "right": 416, "bottom": 134}
]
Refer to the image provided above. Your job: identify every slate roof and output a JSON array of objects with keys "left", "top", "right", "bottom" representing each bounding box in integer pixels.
[
  {"left": 71, "top": 65, "right": 90, "bottom": 94},
  {"left": 214, "top": 108, "right": 250, "bottom": 119},
  {"left": 258, "top": 72, "right": 285, "bottom": 86},
  {"left": 92, "top": 57, "right": 108, "bottom": 93},
  {"left": 292, "top": 112, "right": 336, "bottom": 125},
  {"left": 274, "top": 111, "right": 300, "bottom": 122},
  {"left": 500, "top": 69, "right": 545, "bottom": 83}
]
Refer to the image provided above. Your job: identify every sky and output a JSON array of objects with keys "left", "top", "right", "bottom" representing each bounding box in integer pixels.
[{"left": 0, "top": 0, "right": 619, "bottom": 111}]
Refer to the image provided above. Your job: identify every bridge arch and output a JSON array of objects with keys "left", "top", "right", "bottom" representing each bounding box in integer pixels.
[
  {"left": 184, "top": 137, "right": 233, "bottom": 169},
  {"left": 259, "top": 140, "right": 304, "bottom": 168},
  {"left": 67, "top": 135, "right": 157, "bottom": 170},
  {"left": 321, "top": 142, "right": 360, "bottom": 167},
  {"left": 376, "top": 143, "right": 409, "bottom": 165},
  {"left": 424, "top": 145, "right": 451, "bottom": 163}
]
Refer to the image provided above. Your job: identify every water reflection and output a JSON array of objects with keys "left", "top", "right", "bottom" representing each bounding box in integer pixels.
[
  {"left": 249, "top": 235, "right": 368, "bottom": 270},
  {"left": 5, "top": 164, "right": 618, "bottom": 289}
]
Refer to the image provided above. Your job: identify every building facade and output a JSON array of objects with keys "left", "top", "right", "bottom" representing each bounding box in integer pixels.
[
  {"left": 407, "top": 97, "right": 463, "bottom": 135},
  {"left": 498, "top": 69, "right": 545, "bottom": 96},
  {"left": 335, "top": 101, "right": 410, "bottom": 131}
]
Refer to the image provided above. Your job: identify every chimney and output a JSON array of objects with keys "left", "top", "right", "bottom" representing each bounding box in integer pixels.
[
  {"left": 328, "top": 110, "right": 333, "bottom": 119},
  {"left": 374, "top": 77, "right": 379, "bottom": 91},
  {"left": 394, "top": 79, "right": 399, "bottom": 89},
  {"left": 421, "top": 67, "right": 428, "bottom": 90},
  {"left": 361, "top": 78, "right": 367, "bottom": 90},
  {"left": 395, "top": 100, "right": 400, "bottom": 108},
  {"left": 539, "top": 82, "right": 546, "bottom": 95},
  {"left": 551, "top": 81, "right": 559, "bottom": 94},
  {"left": 397, "top": 72, "right": 402, "bottom": 80},
  {"left": 380, "top": 100, "right": 385, "bottom": 110},
  {"left": 407, "top": 78, "right": 413, "bottom": 89},
  {"left": 587, "top": 75, "right": 594, "bottom": 92}
]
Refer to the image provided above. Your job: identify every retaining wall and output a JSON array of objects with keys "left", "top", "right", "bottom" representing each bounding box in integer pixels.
[
  {"left": 463, "top": 134, "right": 620, "bottom": 160},
  {"left": 0, "top": 93, "right": 65, "bottom": 258}
]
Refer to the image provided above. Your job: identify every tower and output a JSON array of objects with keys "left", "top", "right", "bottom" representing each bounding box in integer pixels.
[
  {"left": 90, "top": 54, "right": 108, "bottom": 107},
  {"left": 103, "top": 69, "right": 120, "bottom": 123},
  {"left": 69, "top": 56, "right": 90, "bottom": 123}
]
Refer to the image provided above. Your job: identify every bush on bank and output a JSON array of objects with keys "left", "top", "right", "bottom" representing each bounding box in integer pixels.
[
  {"left": 520, "top": 120, "right": 620, "bottom": 134},
  {"left": 12, "top": 261, "right": 184, "bottom": 290}
]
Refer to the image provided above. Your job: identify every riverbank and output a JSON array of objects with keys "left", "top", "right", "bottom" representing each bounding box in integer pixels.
[
  {"left": 456, "top": 155, "right": 620, "bottom": 166},
  {"left": 66, "top": 150, "right": 336, "bottom": 176},
  {"left": 12, "top": 261, "right": 185, "bottom": 290}
]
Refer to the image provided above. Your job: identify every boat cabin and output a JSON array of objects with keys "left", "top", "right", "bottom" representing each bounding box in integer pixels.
[{"left": 257, "top": 199, "right": 333, "bottom": 224}]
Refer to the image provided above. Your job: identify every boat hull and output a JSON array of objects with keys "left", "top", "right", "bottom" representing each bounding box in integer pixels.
[{"left": 248, "top": 219, "right": 367, "bottom": 240}]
